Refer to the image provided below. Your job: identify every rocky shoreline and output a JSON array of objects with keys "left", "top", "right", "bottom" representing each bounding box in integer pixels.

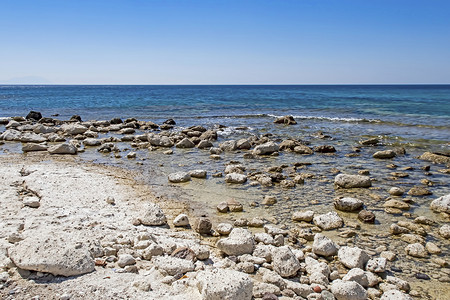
[{"left": 0, "top": 112, "right": 449, "bottom": 300}]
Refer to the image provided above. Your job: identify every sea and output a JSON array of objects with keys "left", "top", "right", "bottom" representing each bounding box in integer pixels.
[{"left": 0, "top": 85, "right": 449, "bottom": 149}]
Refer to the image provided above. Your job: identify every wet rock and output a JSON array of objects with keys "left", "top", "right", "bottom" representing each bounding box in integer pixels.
[
  {"left": 381, "top": 290, "right": 413, "bottom": 300},
  {"left": 360, "top": 138, "right": 379, "bottom": 146},
  {"left": 292, "top": 210, "right": 314, "bottom": 222},
  {"left": 293, "top": 145, "right": 314, "bottom": 155},
  {"left": 419, "top": 151, "right": 450, "bottom": 164},
  {"left": 9, "top": 235, "right": 95, "bottom": 277},
  {"left": 194, "top": 217, "right": 212, "bottom": 234},
  {"left": 313, "top": 145, "right": 336, "bottom": 153},
  {"left": 176, "top": 137, "right": 195, "bottom": 148},
  {"left": 227, "top": 199, "right": 243, "bottom": 212},
  {"left": 335, "top": 174, "right": 371, "bottom": 188},
  {"left": 407, "top": 186, "right": 432, "bottom": 196},
  {"left": 330, "top": 280, "right": 367, "bottom": 300},
  {"left": 139, "top": 203, "right": 167, "bottom": 226},
  {"left": 274, "top": 115, "right": 297, "bottom": 125},
  {"left": 48, "top": 143, "right": 77, "bottom": 155},
  {"left": 236, "top": 139, "right": 251, "bottom": 150},
  {"left": 196, "top": 268, "right": 253, "bottom": 300},
  {"left": 338, "top": 246, "right": 370, "bottom": 269},
  {"left": 197, "top": 139, "right": 213, "bottom": 149},
  {"left": 22, "top": 143, "right": 47, "bottom": 152},
  {"left": 405, "top": 243, "right": 428, "bottom": 258},
  {"left": 414, "top": 216, "right": 435, "bottom": 225},
  {"left": 390, "top": 224, "right": 409, "bottom": 235},
  {"left": 216, "top": 228, "right": 255, "bottom": 256},
  {"left": 430, "top": 193, "right": 450, "bottom": 213},
  {"left": 173, "top": 214, "right": 189, "bottom": 227},
  {"left": 389, "top": 187, "right": 405, "bottom": 196},
  {"left": 425, "top": 242, "right": 441, "bottom": 254},
  {"left": 334, "top": 197, "right": 363, "bottom": 212},
  {"left": 26, "top": 111, "right": 42, "bottom": 121},
  {"left": 225, "top": 172, "right": 247, "bottom": 184},
  {"left": 262, "top": 195, "right": 277, "bottom": 205},
  {"left": 313, "top": 212, "right": 344, "bottom": 230},
  {"left": 357, "top": 210, "right": 375, "bottom": 223},
  {"left": 312, "top": 233, "right": 338, "bottom": 257},
  {"left": 415, "top": 272, "right": 430, "bottom": 280},
  {"left": 272, "top": 246, "right": 301, "bottom": 277},
  {"left": 366, "top": 257, "right": 387, "bottom": 273},
  {"left": 383, "top": 199, "right": 410, "bottom": 210},
  {"left": 168, "top": 172, "right": 191, "bottom": 183},
  {"left": 126, "top": 151, "right": 136, "bottom": 159},
  {"left": 439, "top": 224, "right": 450, "bottom": 239},
  {"left": 189, "top": 169, "right": 207, "bottom": 178},
  {"left": 373, "top": 150, "right": 396, "bottom": 159},
  {"left": 254, "top": 142, "right": 279, "bottom": 155},
  {"left": 152, "top": 256, "right": 194, "bottom": 276}
]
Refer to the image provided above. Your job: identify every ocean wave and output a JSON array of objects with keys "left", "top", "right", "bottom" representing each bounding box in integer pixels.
[{"left": 267, "top": 114, "right": 379, "bottom": 123}]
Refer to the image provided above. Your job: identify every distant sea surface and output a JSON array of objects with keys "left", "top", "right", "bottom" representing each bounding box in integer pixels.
[{"left": 1, "top": 85, "right": 449, "bottom": 148}]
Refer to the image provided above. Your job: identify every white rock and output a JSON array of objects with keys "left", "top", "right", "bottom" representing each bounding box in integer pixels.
[
  {"left": 196, "top": 268, "right": 253, "bottom": 300},
  {"left": 225, "top": 172, "right": 247, "bottom": 184},
  {"left": 292, "top": 210, "right": 314, "bottom": 222},
  {"left": 305, "top": 256, "right": 330, "bottom": 277},
  {"left": 342, "top": 268, "right": 368, "bottom": 287},
  {"left": 61, "top": 123, "right": 88, "bottom": 135},
  {"left": 168, "top": 172, "right": 191, "bottom": 183},
  {"left": 23, "top": 196, "right": 40, "bottom": 208},
  {"left": 405, "top": 243, "right": 428, "bottom": 258},
  {"left": 8, "top": 235, "right": 94, "bottom": 277},
  {"left": 312, "top": 233, "right": 338, "bottom": 257},
  {"left": 386, "top": 276, "right": 410, "bottom": 292},
  {"left": 252, "top": 281, "right": 281, "bottom": 297},
  {"left": 22, "top": 143, "right": 48, "bottom": 152},
  {"left": 366, "top": 257, "right": 387, "bottom": 273},
  {"left": 216, "top": 228, "right": 255, "bottom": 256},
  {"left": 0, "top": 129, "right": 21, "bottom": 141},
  {"left": 48, "top": 143, "right": 77, "bottom": 155},
  {"left": 381, "top": 290, "right": 413, "bottom": 300},
  {"left": 83, "top": 138, "right": 101, "bottom": 146},
  {"left": 439, "top": 224, "right": 450, "bottom": 239},
  {"left": 140, "top": 203, "right": 167, "bottom": 226},
  {"left": 430, "top": 193, "right": 450, "bottom": 213},
  {"left": 254, "top": 233, "right": 275, "bottom": 245},
  {"left": 338, "top": 246, "right": 370, "bottom": 269},
  {"left": 330, "top": 279, "right": 367, "bottom": 300},
  {"left": 313, "top": 212, "right": 344, "bottom": 230},
  {"left": 189, "top": 169, "right": 207, "bottom": 178},
  {"left": 335, "top": 174, "right": 371, "bottom": 188},
  {"left": 20, "top": 132, "right": 47, "bottom": 143},
  {"left": 152, "top": 256, "right": 194, "bottom": 276},
  {"left": 272, "top": 246, "right": 301, "bottom": 277},
  {"left": 173, "top": 214, "right": 190, "bottom": 227},
  {"left": 253, "top": 141, "right": 279, "bottom": 155},
  {"left": 284, "top": 281, "right": 313, "bottom": 298},
  {"left": 117, "top": 254, "right": 136, "bottom": 268},
  {"left": 216, "top": 223, "right": 233, "bottom": 235}
]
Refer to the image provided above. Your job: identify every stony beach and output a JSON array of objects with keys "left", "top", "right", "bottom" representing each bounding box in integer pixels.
[{"left": 0, "top": 112, "right": 449, "bottom": 300}]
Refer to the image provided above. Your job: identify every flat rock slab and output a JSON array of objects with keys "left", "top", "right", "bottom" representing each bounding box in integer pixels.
[{"left": 9, "top": 235, "right": 95, "bottom": 277}]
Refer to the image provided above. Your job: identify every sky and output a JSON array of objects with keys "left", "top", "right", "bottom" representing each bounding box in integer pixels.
[{"left": 1, "top": 0, "right": 449, "bottom": 84}]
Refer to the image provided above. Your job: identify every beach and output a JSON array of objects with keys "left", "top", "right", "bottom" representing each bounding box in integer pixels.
[{"left": 0, "top": 108, "right": 449, "bottom": 299}]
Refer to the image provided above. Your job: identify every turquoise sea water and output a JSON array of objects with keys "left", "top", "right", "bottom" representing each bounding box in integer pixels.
[{"left": 1, "top": 85, "right": 449, "bottom": 147}]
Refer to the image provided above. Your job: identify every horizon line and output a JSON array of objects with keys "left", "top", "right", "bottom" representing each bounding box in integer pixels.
[{"left": 1, "top": 83, "right": 450, "bottom": 86}]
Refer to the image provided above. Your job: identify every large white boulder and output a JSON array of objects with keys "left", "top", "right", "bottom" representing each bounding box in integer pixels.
[
  {"left": 338, "top": 246, "right": 370, "bottom": 269},
  {"left": 313, "top": 212, "right": 344, "bottom": 230},
  {"left": 430, "top": 194, "right": 450, "bottom": 213},
  {"left": 8, "top": 235, "right": 94, "bottom": 277},
  {"left": 272, "top": 246, "right": 301, "bottom": 277},
  {"left": 216, "top": 228, "right": 254, "bottom": 256},
  {"left": 196, "top": 268, "right": 253, "bottom": 300},
  {"left": 313, "top": 233, "right": 338, "bottom": 257},
  {"left": 139, "top": 203, "right": 167, "bottom": 226},
  {"left": 330, "top": 279, "right": 367, "bottom": 300},
  {"left": 253, "top": 142, "right": 279, "bottom": 155}
]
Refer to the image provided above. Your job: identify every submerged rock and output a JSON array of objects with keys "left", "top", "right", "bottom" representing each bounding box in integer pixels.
[
  {"left": 335, "top": 174, "right": 371, "bottom": 188},
  {"left": 419, "top": 151, "right": 450, "bottom": 164},
  {"left": 334, "top": 197, "right": 363, "bottom": 212},
  {"left": 373, "top": 150, "right": 396, "bottom": 159}
]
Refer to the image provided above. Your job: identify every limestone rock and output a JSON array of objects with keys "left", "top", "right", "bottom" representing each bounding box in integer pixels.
[
  {"left": 293, "top": 145, "right": 314, "bottom": 155},
  {"left": 23, "top": 196, "right": 40, "bottom": 208},
  {"left": 20, "top": 133, "right": 47, "bottom": 143},
  {"left": 373, "top": 150, "right": 396, "bottom": 159},
  {"left": 216, "top": 228, "right": 254, "bottom": 256},
  {"left": 0, "top": 129, "right": 22, "bottom": 141},
  {"left": 418, "top": 151, "right": 450, "bottom": 164},
  {"left": 194, "top": 217, "right": 212, "bottom": 234},
  {"left": 168, "top": 172, "right": 191, "bottom": 183},
  {"left": 83, "top": 138, "right": 101, "bottom": 146},
  {"left": 338, "top": 246, "right": 370, "bottom": 269},
  {"left": 216, "top": 223, "right": 233, "bottom": 235},
  {"left": 405, "top": 243, "right": 428, "bottom": 258},
  {"left": 140, "top": 203, "right": 167, "bottom": 226},
  {"left": 389, "top": 187, "right": 404, "bottom": 196},
  {"left": 22, "top": 143, "right": 47, "bottom": 152},
  {"left": 430, "top": 194, "right": 450, "bottom": 213},
  {"left": 9, "top": 235, "right": 94, "bottom": 277},
  {"left": 173, "top": 214, "right": 190, "bottom": 227},
  {"left": 176, "top": 138, "right": 195, "bottom": 148},
  {"left": 313, "top": 212, "right": 344, "bottom": 230},
  {"left": 381, "top": 290, "right": 413, "bottom": 300},
  {"left": 335, "top": 174, "right": 371, "bottom": 188},
  {"left": 366, "top": 258, "right": 387, "bottom": 273},
  {"left": 334, "top": 197, "right": 363, "bottom": 212},
  {"left": 342, "top": 268, "right": 368, "bottom": 287},
  {"left": 358, "top": 210, "right": 375, "bottom": 223},
  {"left": 313, "top": 233, "right": 338, "bottom": 257},
  {"left": 439, "top": 224, "right": 450, "bottom": 239},
  {"left": 117, "top": 254, "right": 136, "bottom": 268},
  {"left": 225, "top": 172, "right": 247, "bottom": 184},
  {"left": 189, "top": 169, "right": 207, "bottom": 178},
  {"left": 196, "top": 268, "right": 253, "bottom": 300},
  {"left": 152, "top": 256, "right": 194, "bottom": 276},
  {"left": 61, "top": 123, "right": 88, "bottom": 135},
  {"left": 330, "top": 280, "right": 367, "bottom": 300},
  {"left": 407, "top": 186, "right": 432, "bottom": 196},
  {"left": 48, "top": 143, "right": 77, "bottom": 155},
  {"left": 292, "top": 210, "right": 314, "bottom": 222},
  {"left": 272, "top": 246, "right": 301, "bottom": 277},
  {"left": 253, "top": 142, "right": 279, "bottom": 155}
]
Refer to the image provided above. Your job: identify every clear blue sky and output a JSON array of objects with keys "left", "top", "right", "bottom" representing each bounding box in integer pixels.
[{"left": 1, "top": 0, "right": 449, "bottom": 84}]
